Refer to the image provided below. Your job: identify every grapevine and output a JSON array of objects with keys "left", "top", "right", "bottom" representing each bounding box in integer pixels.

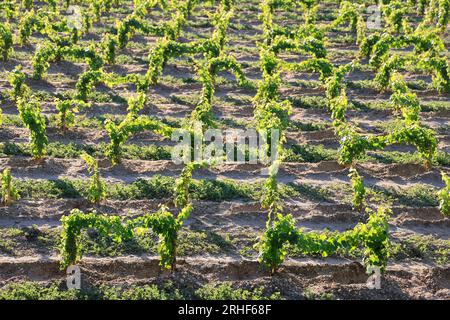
[
  {"left": 81, "top": 153, "right": 106, "bottom": 204},
  {"left": 8, "top": 66, "right": 30, "bottom": 101},
  {"left": 257, "top": 207, "right": 391, "bottom": 274},
  {"left": 438, "top": 171, "right": 450, "bottom": 216},
  {"left": 348, "top": 167, "right": 366, "bottom": 211},
  {"left": 0, "top": 23, "right": 13, "bottom": 61},
  {"left": 1, "top": 169, "right": 20, "bottom": 206},
  {"left": 60, "top": 204, "right": 192, "bottom": 271},
  {"left": 55, "top": 99, "right": 91, "bottom": 132}
]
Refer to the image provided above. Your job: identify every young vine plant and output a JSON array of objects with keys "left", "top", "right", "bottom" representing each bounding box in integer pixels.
[{"left": 1, "top": 169, "right": 20, "bottom": 206}]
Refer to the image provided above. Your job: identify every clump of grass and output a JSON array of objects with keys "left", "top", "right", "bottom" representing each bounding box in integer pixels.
[
  {"left": 0, "top": 228, "right": 25, "bottom": 255},
  {"left": 0, "top": 142, "right": 172, "bottom": 161},
  {"left": 195, "top": 282, "right": 280, "bottom": 300},
  {"left": 375, "top": 185, "right": 438, "bottom": 207},
  {"left": 288, "top": 183, "right": 331, "bottom": 202},
  {"left": 0, "top": 281, "right": 282, "bottom": 300},
  {"left": 289, "top": 96, "right": 328, "bottom": 110},
  {"left": 438, "top": 172, "right": 450, "bottom": 216},
  {"left": 0, "top": 281, "right": 184, "bottom": 300},
  {"left": 285, "top": 145, "right": 337, "bottom": 163},
  {"left": 390, "top": 235, "right": 450, "bottom": 265},
  {"left": 289, "top": 121, "right": 328, "bottom": 132},
  {"left": 11, "top": 175, "right": 266, "bottom": 202},
  {"left": 303, "top": 288, "right": 334, "bottom": 300}
]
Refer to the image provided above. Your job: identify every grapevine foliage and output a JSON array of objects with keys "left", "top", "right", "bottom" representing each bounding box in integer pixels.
[
  {"left": 348, "top": 167, "right": 365, "bottom": 211},
  {"left": 8, "top": 66, "right": 29, "bottom": 101},
  {"left": 60, "top": 205, "right": 193, "bottom": 271},
  {"left": 257, "top": 207, "right": 391, "bottom": 275},
  {"left": 55, "top": 99, "right": 91, "bottom": 131},
  {"left": 81, "top": 153, "right": 106, "bottom": 204},
  {"left": 1, "top": 169, "right": 20, "bottom": 206},
  {"left": 105, "top": 112, "right": 173, "bottom": 165},
  {"left": 438, "top": 171, "right": 450, "bottom": 216}
]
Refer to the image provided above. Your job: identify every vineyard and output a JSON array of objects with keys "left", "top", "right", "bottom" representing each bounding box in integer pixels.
[{"left": 0, "top": 0, "right": 449, "bottom": 300}]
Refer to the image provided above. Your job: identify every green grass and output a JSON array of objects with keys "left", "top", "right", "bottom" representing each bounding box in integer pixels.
[
  {"left": 289, "top": 96, "right": 328, "bottom": 110},
  {"left": 0, "top": 228, "right": 25, "bottom": 256},
  {"left": 8, "top": 173, "right": 442, "bottom": 209},
  {"left": 0, "top": 142, "right": 173, "bottom": 161},
  {"left": 0, "top": 281, "right": 281, "bottom": 300},
  {"left": 0, "top": 227, "right": 59, "bottom": 256},
  {"left": 0, "top": 226, "right": 233, "bottom": 258},
  {"left": 11, "top": 174, "right": 315, "bottom": 203},
  {"left": 390, "top": 235, "right": 450, "bottom": 265},
  {"left": 81, "top": 228, "right": 231, "bottom": 258},
  {"left": 195, "top": 282, "right": 280, "bottom": 300},
  {"left": 285, "top": 145, "right": 337, "bottom": 163},
  {"left": 3, "top": 139, "right": 448, "bottom": 166},
  {"left": 289, "top": 121, "right": 329, "bottom": 132},
  {"left": 289, "top": 183, "right": 332, "bottom": 202},
  {"left": 0, "top": 281, "right": 184, "bottom": 300},
  {"left": 303, "top": 288, "right": 334, "bottom": 300},
  {"left": 365, "top": 150, "right": 450, "bottom": 166}
]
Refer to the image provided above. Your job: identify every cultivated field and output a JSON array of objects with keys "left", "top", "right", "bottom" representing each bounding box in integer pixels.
[{"left": 0, "top": 0, "right": 449, "bottom": 300}]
